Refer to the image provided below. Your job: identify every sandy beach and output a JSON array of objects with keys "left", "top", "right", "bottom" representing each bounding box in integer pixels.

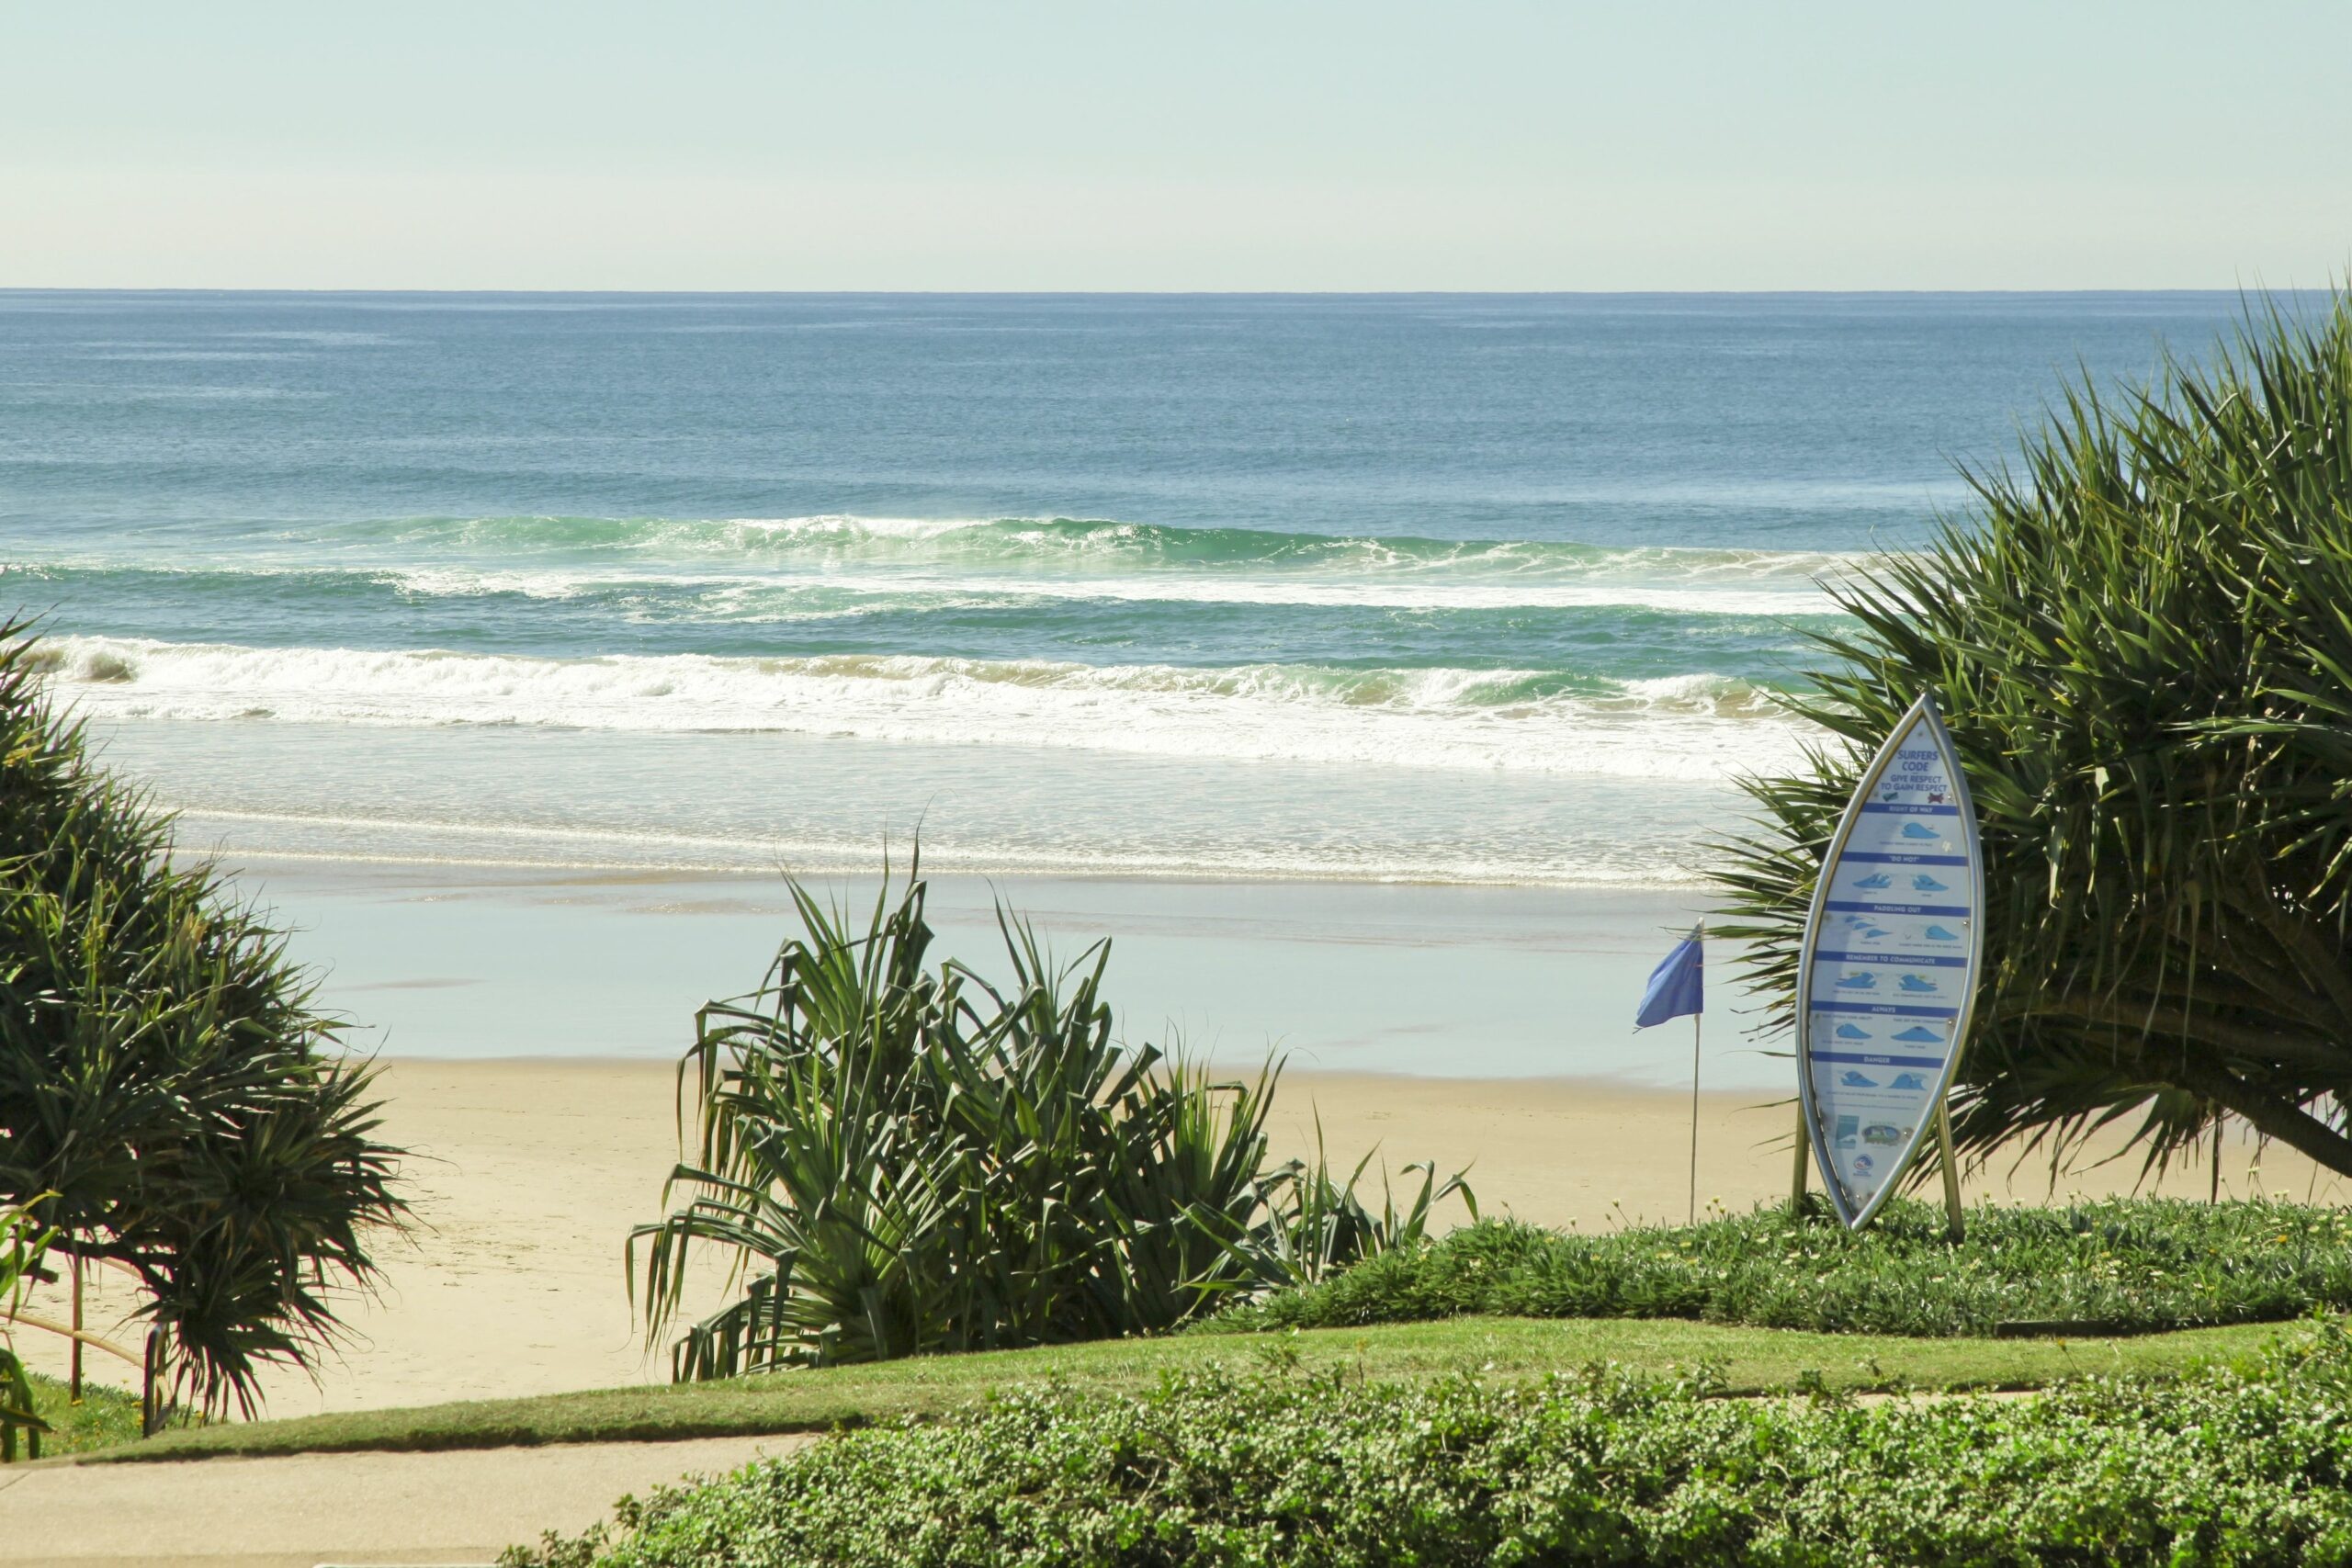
[{"left": 20, "top": 1055, "right": 2341, "bottom": 1419}]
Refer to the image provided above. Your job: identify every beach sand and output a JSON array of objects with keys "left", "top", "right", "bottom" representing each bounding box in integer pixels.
[{"left": 18, "top": 1056, "right": 2341, "bottom": 1418}]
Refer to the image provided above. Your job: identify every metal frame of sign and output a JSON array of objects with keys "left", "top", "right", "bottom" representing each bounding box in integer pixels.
[{"left": 1792, "top": 692, "right": 1985, "bottom": 1230}]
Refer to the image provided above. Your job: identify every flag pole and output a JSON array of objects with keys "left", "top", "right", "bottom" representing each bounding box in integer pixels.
[
  {"left": 1688, "top": 1011, "right": 1701, "bottom": 1226},
  {"left": 2211, "top": 1113, "right": 2223, "bottom": 1204},
  {"left": 1634, "top": 921, "right": 1704, "bottom": 1225}
]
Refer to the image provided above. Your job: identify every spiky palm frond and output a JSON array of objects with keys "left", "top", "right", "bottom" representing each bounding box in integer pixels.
[
  {"left": 0, "top": 617, "right": 408, "bottom": 1418},
  {"left": 0, "top": 1196, "right": 59, "bottom": 1461},
  {"left": 633, "top": 865, "right": 1472, "bottom": 1378},
  {"left": 1713, "top": 292, "right": 2352, "bottom": 1179}
]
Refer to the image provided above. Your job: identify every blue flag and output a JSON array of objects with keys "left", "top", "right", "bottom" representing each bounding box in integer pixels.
[{"left": 1634, "top": 925, "right": 1704, "bottom": 1028}]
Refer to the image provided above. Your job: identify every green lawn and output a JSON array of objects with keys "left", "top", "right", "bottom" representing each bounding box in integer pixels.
[
  {"left": 84, "top": 1313, "right": 2291, "bottom": 1465},
  {"left": 19, "top": 1372, "right": 145, "bottom": 1460}
]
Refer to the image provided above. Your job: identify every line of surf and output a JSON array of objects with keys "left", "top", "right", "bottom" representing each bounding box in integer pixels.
[
  {"left": 37, "top": 635, "right": 1820, "bottom": 782},
  {"left": 161, "top": 806, "right": 1718, "bottom": 888},
  {"left": 42, "top": 513, "right": 1872, "bottom": 582},
  {"left": 6, "top": 557, "right": 1847, "bottom": 617}
]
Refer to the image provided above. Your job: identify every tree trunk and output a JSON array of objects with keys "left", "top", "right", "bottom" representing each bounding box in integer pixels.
[
  {"left": 2172, "top": 1058, "right": 2352, "bottom": 1179},
  {"left": 68, "top": 1253, "right": 82, "bottom": 1404}
]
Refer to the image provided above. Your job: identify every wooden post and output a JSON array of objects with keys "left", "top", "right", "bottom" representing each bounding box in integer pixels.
[
  {"left": 68, "top": 1253, "right": 83, "bottom": 1404},
  {"left": 1936, "top": 1103, "right": 1965, "bottom": 1241},
  {"left": 141, "top": 1328, "right": 163, "bottom": 1438},
  {"left": 1790, "top": 1107, "right": 1810, "bottom": 1214},
  {"left": 2211, "top": 1115, "right": 2224, "bottom": 1204},
  {"left": 1687, "top": 1014, "right": 1702, "bottom": 1227}
]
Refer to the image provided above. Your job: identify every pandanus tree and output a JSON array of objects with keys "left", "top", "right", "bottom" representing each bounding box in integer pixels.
[
  {"left": 1714, "top": 292, "right": 2352, "bottom": 1179},
  {"left": 633, "top": 867, "right": 1471, "bottom": 1378},
  {"left": 0, "top": 618, "right": 407, "bottom": 1417}
]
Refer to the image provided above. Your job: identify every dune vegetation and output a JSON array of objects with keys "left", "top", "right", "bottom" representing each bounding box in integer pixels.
[
  {"left": 507, "top": 1320, "right": 2352, "bottom": 1568},
  {"left": 1716, "top": 294, "right": 2352, "bottom": 1180},
  {"left": 633, "top": 870, "right": 1470, "bottom": 1379},
  {"left": 0, "top": 616, "right": 409, "bottom": 1427},
  {"left": 1203, "top": 1198, "right": 2352, "bottom": 1339}
]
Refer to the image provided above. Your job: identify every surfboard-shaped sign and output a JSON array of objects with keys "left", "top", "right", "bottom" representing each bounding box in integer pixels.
[{"left": 1794, "top": 692, "right": 1984, "bottom": 1228}]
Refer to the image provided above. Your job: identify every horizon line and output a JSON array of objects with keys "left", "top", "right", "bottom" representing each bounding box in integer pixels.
[{"left": 0, "top": 285, "right": 2321, "bottom": 299}]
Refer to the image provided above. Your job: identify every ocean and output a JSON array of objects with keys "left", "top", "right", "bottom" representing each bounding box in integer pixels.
[{"left": 0, "top": 290, "right": 2267, "bottom": 891}]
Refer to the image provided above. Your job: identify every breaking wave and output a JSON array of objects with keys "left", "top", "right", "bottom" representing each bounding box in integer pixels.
[
  {"left": 305, "top": 512, "right": 1849, "bottom": 570},
  {"left": 34, "top": 635, "right": 1817, "bottom": 782}
]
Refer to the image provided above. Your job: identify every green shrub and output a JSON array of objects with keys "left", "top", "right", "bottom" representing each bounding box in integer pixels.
[
  {"left": 632, "top": 871, "right": 1470, "bottom": 1377},
  {"left": 1712, "top": 292, "right": 2352, "bottom": 1179},
  {"left": 507, "top": 1319, "right": 2352, "bottom": 1567},
  {"left": 1202, "top": 1199, "right": 2352, "bottom": 1338},
  {"left": 0, "top": 619, "right": 408, "bottom": 1417}
]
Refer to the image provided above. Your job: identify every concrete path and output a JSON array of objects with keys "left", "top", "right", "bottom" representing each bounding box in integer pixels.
[{"left": 0, "top": 1435, "right": 816, "bottom": 1568}]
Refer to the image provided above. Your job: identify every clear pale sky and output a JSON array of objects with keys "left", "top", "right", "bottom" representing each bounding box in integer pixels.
[{"left": 5, "top": 2, "right": 2347, "bottom": 291}]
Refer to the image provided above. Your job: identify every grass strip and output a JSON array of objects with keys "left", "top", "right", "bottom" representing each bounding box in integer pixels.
[
  {"left": 85, "top": 1314, "right": 2282, "bottom": 1464},
  {"left": 19, "top": 1373, "right": 144, "bottom": 1459},
  {"left": 1202, "top": 1197, "right": 2352, "bottom": 1338},
  {"left": 504, "top": 1320, "right": 2352, "bottom": 1568}
]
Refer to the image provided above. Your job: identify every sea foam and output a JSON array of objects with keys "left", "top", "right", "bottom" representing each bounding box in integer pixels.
[{"left": 40, "top": 635, "right": 1819, "bottom": 783}]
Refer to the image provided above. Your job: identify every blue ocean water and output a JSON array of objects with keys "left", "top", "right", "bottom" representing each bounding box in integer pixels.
[{"left": 0, "top": 290, "right": 2276, "bottom": 886}]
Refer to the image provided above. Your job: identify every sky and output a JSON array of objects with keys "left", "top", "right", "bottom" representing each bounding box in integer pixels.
[{"left": 4, "top": 2, "right": 2348, "bottom": 292}]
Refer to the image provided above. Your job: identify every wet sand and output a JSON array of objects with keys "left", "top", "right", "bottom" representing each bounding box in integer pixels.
[{"left": 199, "top": 856, "right": 1748, "bottom": 1085}]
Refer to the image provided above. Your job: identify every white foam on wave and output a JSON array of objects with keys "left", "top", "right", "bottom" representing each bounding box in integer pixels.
[
  {"left": 111, "top": 559, "right": 1842, "bottom": 617},
  {"left": 904, "top": 571, "right": 1838, "bottom": 616},
  {"left": 381, "top": 566, "right": 593, "bottom": 601},
  {"left": 161, "top": 805, "right": 1719, "bottom": 886},
  {"left": 612, "top": 514, "right": 1871, "bottom": 583},
  {"left": 359, "top": 566, "right": 1847, "bottom": 618},
  {"left": 368, "top": 563, "right": 1838, "bottom": 616},
  {"left": 21, "top": 511, "right": 1880, "bottom": 618},
  {"left": 573, "top": 568, "right": 1835, "bottom": 616},
  {"left": 261, "top": 511, "right": 1876, "bottom": 575},
  {"left": 723, "top": 514, "right": 978, "bottom": 541},
  {"left": 40, "top": 636, "right": 1819, "bottom": 783}
]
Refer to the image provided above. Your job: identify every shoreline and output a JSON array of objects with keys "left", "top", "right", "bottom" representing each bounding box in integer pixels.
[
  {"left": 190, "top": 847, "right": 1721, "bottom": 895},
  {"left": 92, "top": 705, "right": 1743, "bottom": 893},
  {"left": 17, "top": 1057, "right": 2341, "bottom": 1419},
  {"left": 209, "top": 854, "right": 1745, "bottom": 1087}
]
